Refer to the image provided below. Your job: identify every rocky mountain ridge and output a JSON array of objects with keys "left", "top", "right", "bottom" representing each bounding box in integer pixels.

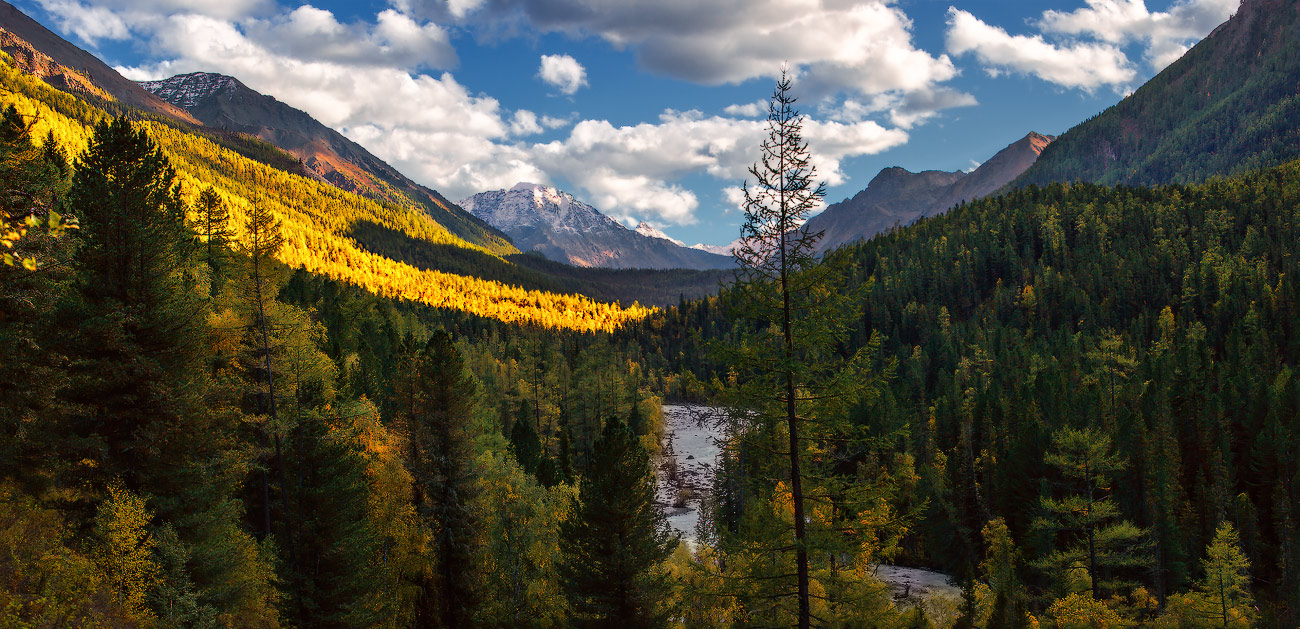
[
  {"left": 0, "top": 1, "right": 199, "bottom": 124},
  {"left": 462, "top": 183, "right": 733, "bottom": 270},
  {"left": 1014, "top": 0, "right": 1298, "bottom": 187},
  {"left": 138, "top": 71, "right": 512, "bottom": 253},
  {"left": 807, "top": 131, "right": 1053, "bottom": 254}
]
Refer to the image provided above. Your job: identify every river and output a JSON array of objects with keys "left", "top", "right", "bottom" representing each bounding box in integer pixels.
[{"left": 654, "top": 403, "right": 961, "bottom": 607}]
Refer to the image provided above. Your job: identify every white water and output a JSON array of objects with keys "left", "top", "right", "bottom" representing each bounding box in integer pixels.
[
  {"left": 654, "top": 404, "right": 725, "bottom": 544},
  {"left": 654, "top": 403, "right": 958, "bottom": 606}
]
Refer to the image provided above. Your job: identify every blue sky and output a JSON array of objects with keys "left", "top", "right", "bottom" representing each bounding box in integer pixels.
[{"left": 18, "top": 0, "right": 1238, "bottom": 246}]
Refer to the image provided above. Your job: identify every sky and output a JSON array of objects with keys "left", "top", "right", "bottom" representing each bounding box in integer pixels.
[{"left": 17, "top": 0, "right": 1239, "bottom": 247}]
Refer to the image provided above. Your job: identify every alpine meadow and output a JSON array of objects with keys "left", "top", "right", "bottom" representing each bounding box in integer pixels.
[{"left": 3, "top": 0, "right": 1300, "bottom": 627}]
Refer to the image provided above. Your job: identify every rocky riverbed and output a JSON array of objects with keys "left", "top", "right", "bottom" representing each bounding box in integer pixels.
[
  {"left": 654, "top": 404, "right": 725, "bottom": 545},
  {"left": 653, "top": 403, "right": 959, "bottom": 609}
]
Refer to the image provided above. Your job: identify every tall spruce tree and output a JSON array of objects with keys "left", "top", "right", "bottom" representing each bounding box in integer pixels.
[
  {"left": 193, "top": 185, "right": 232, "bottom": 297},
  {"left": 0, "top": 105, "right": 72, "bottom": 484},
  {"left": 1194, "top": 522, "right": 1255, "bottom": 627},
  {"left": 559, "top": 414, "right": 676, "bottom": 627},
  {"left": 398, "top": 331, "right": 480, "bottom": 627},
  {"left": 1033, "top": 426, "right": 1150, "bottom": 599},
  {"left": 719, "top": 68, "right": 884, "bottom": 628},
  {"left": 59, "top": 116, "right": 209, "bottom": 505}
]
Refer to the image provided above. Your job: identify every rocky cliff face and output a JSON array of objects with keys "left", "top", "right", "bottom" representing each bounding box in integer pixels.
[
  {"left": 139, "top": 72, "right": 512, "bottom": 252},
  {"left": 807, "top": 132, "right": 1052, "bottom": 254},
  {"left": 462, "top": 183, "right": 734, "bottom": 270}
]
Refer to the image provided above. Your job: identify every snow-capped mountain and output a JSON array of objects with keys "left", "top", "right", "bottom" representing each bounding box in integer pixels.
[
  {"left": 461, "top": 183, "right": 733, "bottom": 270},
  {"left": 691, "top": 239, "right": 742, "bottom": 256},
  {"left": 634, "top": 222, "right": 684, "bottom": 246}
]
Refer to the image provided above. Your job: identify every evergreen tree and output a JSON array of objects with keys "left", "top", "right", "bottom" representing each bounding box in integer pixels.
[
  {"left": 1193, "top": 522, "right": 1255, "bottom": 627},
  {"left": 0, "top": 105, "right": 72, "bottom": 485},
  {"left": 559, "top": 414, "right": 677, "bottom": 627},
  {"left": 398, "top": 331, "right": 481, "bottom": 627},
  {"left": 1033, "top": 426, "right": 1150, "bottom": 599},
  {"left": 717, "top": 67, "right": 886, "bottom": 628},
  {"left": 981, "top": 518, "right": 1030, "bottom": 628},
  {"left": 59, "top": 116, "right": 211, "bottom": 507},
  {"left": 510, "top": 400, "right": 543, "bottom": 476},
  {"left": 193, "top": 185, "right": 233, "bottom": 296}
]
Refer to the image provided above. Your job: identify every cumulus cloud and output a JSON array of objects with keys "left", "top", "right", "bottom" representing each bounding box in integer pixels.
[
  {"left": 508, "top": 110, "right": 543, "bottom": 136},
  {"left": 409, "top": 0, "right": 971, "bottom": 124},
  {"left": 1036, "top": 0, "right": 1238, "bottom": 69},
  {"left": 33, "top": 0, "right": 132, "bottom": 43},
  {"left": 946, "top": 1, "right": 1237, "bottom": 90},
  {"left": 723, "top": 101, "right": 765, "bottom": 117},
  {"left": 946, "top": 8, "right": 1137, "bottom": 90},
  {"left": 48, "top": 0, "right": 915, "bottom": 226},
  {"left": 34, "top": 0, "right": 271, "bottom": 39},
  {"left": 527, "top": 110, "right": 906, "bottom": 224},
  {"left": 239, "top": 7, "right": 456, "bottom": 69},
  {"left": 537, "top": 53, "right": 587, "bottom": 95}
]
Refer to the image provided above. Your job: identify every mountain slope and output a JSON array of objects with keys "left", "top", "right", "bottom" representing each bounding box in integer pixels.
[
  {"left": 0, "top": 1, "right": 198, "bottom": 124},
  {"left": 138, "top": 71, "right": 513, "bottom": 254},
  {"left": 0, "top": 37, "right": 648, "bottom": 331},
  {"left": 808, "top": 132, "right": 1052, "bottom": 254},
  {"left": 461, "top": 183, "right": 734, "bottom": 270},
  {"left": 1015, "top": 0, "right": 1299, "bottom": 187}
]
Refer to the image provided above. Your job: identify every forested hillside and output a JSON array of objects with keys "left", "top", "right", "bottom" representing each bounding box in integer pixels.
[
  {"left": 1015, "top": 0, "right": 1300, "bottom": 187},
  {"left": 647, "top": 160, "right": 1300, "bottom": 625},
  {"left": 0, "top": 52, "right": 653, "bottom": 332},
  {"left": 0, "top": 105, "right": 674, "bottom": 625}
]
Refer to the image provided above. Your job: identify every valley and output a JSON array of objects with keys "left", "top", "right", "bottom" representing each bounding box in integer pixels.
[{"left": 2, "top": 0, "right": 1298, "bottom": 627}]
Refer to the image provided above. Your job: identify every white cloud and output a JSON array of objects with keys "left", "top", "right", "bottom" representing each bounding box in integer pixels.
[
  {"left": 33, "top": 0, "right": 131, "bottom": 42},
  {"left": 721, "top": 185, "right": 746, "bottom": 212},
  {"left": 1036, "top": 0, "right": 1238, "bottom": 70},
  {"left": 723, "top": 100, "right": 765, "bottom": 117},
  {"left": 539, "top": 115, "right": 570, "bottom": 129},
  {"left": 35, "top": 0, "right": 271, "bottom": 41},
  {"left": 537, "top": 53, "right": 587, "bottom": 95},
  {"left": 946, "top": 8, "right": 1137, "bottom": 90},
  {"left": 525, "top": 109, "right": 906, "bottom": 225},
  {"left": 239, "top": 6, "right": 456, "bottom": 69},
  {"left": 55, "top": 0, "right": 915, "bottom": 227},
  {"left": 509, "top": 109, "right": 543, "bottom": 135},
  {"left": 420, "top": 0, "right": 971, "bottom": 123}
]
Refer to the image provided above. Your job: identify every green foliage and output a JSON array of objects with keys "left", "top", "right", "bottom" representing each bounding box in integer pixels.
[
  {"left": 707, "top": 69, "right": 899, "bottom": 628},
  {"left": 559, "top": 415, "right": 677, "bottom": 627}
]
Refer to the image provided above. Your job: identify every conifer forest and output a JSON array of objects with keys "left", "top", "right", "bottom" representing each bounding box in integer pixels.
[{"left": 2, "top": 0, "right": 1300, "bottom": 626}]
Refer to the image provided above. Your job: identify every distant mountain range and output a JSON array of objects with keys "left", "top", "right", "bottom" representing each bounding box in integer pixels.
[
  {"left": 461, "top": 183, "right": 734, "bottom": 270},
  {"left": 1015, "top": 0, "right": 1298, "bottom": 187},
  {"left": 807, "top": 132, "right": 1053, "bottom": 254}
]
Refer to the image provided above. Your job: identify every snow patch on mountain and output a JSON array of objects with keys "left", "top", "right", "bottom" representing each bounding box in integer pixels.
[
  {"left": 691, "top": 238, "right": 742, "bottom": 256},
  {"left": 634, "top": 222, "right": 684, "bottom": 246}
]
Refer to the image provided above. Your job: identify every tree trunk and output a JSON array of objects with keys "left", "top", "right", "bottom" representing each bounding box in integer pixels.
[{"left": 780, "top": 150, "right": 811, "bottom": 629}]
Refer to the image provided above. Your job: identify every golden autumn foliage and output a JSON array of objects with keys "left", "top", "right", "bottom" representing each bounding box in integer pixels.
[{"left": 0, "top": 59, "right": 653, "bottom": 332}]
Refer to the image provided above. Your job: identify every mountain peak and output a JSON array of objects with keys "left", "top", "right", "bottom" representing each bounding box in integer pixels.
[
  {"left": 461, "top": 186, "right": 731, "bottom": 270},
  {"left": 807, "top": 130, "right": 1051, "bottom": 254},
  {"left": 138, "top": 72, "right": 241, "bottom": 108},
  {"left": 634, "top": 222, "right": 683, "bottom": 246}
]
